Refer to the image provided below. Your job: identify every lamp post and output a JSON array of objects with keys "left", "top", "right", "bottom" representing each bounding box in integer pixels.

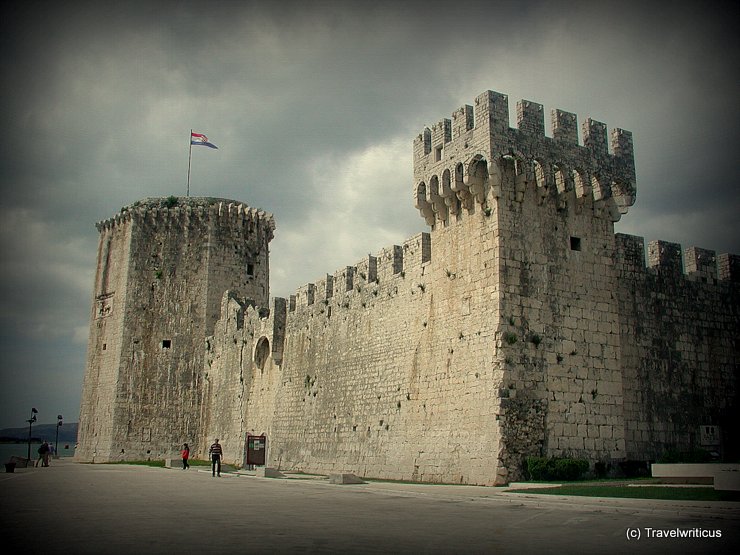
[
  {"left": 26, "top": 408, "right": 38, "bottom": 462},
  {"left": 55, "top": 415, "right": 63, "bottom": 458}
]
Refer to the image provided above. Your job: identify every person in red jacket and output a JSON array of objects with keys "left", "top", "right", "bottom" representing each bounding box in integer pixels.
[{"left": 181, "top": 443, "right": 190, "bottom": 470}]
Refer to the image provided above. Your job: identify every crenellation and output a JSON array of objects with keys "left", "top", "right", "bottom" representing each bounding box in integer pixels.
[
  {"left": 647, "top": 240, "right": 683, "bottom": 274},
  {"left": 430, "top": 119, "right": 452, "bottom": 152},
  {"left": 718, "top": 253, "right": 740, "bottom": 282},
  {"left": 413, "top": 128, "right": 432, "bottom": 159},
  {"left": 582, "top": 118, "right": 608, "bottom": 155},
  {"left": 375, "top": 245, "right": 403, "bottom": 278},
  {"left": 474, "top": 90, "right": 509, "bottom": 133},
  {"left": 552, "top": 109, "right": 578, "bottom": 144},
  {"left": 617, "top": 233, "right": 740, "bottom": 284},
  {"left": 516, "top": 100, "right": 545, "bottom": 136},
  {"left": 685, "top": 247, "right": 718, "bottom": 282},
  {"left": 354, "top": 254, "right": 378, "bottom": 284},
  {"left": 295, "top": 283, "right": 316, "bottom": 307},
  {"left": 413, "top": 91, "right": 637, "bottom": 227},
  {"left": 402, "top": 232, "right": 432, "bottom": 271},
  {"left": 451, "top": 104, "right": 474, "bottom": 139},
  {"left": 312, "top": 275, "right": 333, "bottom": 303},
  {"left": 333, "top": 266, "right": 354, "bottom": 295}
]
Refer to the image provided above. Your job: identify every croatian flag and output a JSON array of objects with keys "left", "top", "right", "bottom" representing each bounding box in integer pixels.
[{"left": 191, "top": 131, "right": 218, "bottom": 149}]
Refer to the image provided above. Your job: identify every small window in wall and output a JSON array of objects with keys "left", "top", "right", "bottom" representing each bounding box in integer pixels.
[
  {"left": 162, "top": 339, "right": 171, "bottom": 349},
  {"left": 435, "top": 145, "right": 443, "bottom": 162},
  {"left": 102, "top": 343, "right": 107, "bottom": 351},
  {"left": 570, "top": 236, "right": 582, "bottom": 251},
  {"left": 246, "top": 263, "right": 255, "bottom": 277}
]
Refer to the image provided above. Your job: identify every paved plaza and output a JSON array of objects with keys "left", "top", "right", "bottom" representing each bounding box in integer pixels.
[{"left": 1, "top": 459, "right": 738, "bottom": 554}]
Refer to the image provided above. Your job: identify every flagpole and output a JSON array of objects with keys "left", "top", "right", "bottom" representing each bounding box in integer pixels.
[{"left": 186, "top": 129, "right": 193, "bottom": 197}]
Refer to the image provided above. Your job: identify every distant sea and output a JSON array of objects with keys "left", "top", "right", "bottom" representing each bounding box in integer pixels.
[{"left": 1, "top": 442, "right": 76, "bottom": 462}]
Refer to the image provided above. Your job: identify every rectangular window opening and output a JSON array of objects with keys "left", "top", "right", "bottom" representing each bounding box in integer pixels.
[
  {"left": 434, "top": 145, "right": 443, "bottom": 162},
  {"left": 570, "top": 236, "right": 582, "bottom": 251},
  {"left": 247, "top": 263, "right": 255, "bottom": 277},
  {"left": 162, "top": 339, "right": 171, "bottom": 349}
]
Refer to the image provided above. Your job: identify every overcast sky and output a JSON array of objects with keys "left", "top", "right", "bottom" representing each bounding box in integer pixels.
[{"left": 1, "top": 0, "right": 738, "bottom": 429}]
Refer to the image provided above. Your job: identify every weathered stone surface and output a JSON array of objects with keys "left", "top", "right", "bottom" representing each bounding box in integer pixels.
[
  {"left": 328, "top": 473, "right": 365, "bottom": 484},
  {"left": 76, "top": 197, "right": 274, "bottom": 463},
  {"left": 256, "top": 467, "right": 285, "bottom": 478}
]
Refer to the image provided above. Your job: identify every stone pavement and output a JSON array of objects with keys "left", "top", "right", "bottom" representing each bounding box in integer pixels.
[{"left": 1, "top": 459, "right": 738, "bottom": 554}]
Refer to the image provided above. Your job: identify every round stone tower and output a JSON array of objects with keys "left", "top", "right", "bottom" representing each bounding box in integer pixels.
[{"left": 76, "top": 197, "right": 275, "bottom": 462}]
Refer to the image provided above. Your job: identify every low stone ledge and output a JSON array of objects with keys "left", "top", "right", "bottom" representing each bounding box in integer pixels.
[
  {"left": 328, "top": 473, "right": 365, "bottom": 485},
  {"left": 651, "top": 463, "right": 740, "bottom": 490},
  {"left": 714, "top": 470, "right": 740, "bottom": 492},
  {"left": 506, "top": 482, "right": 563, "bottom": 489},
  {"left": 256, "top": 467, "right": 285, "bottom": 478}
]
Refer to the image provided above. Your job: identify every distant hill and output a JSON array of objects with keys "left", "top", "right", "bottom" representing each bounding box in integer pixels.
[{"left": 0, "top": 423, "right": 78, "bottom": 443}]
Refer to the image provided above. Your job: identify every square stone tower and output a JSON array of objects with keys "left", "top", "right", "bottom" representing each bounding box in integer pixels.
[
  {"left": 76, "top": 197, "right": 274, "bottom": 462},
  {"left": 413, "top": 91, "right": 636, "bottom": 481}
]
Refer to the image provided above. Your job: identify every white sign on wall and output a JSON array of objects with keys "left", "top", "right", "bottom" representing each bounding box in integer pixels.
[{"left": 699, "top": 425, "right": 720, "bottom": 446}]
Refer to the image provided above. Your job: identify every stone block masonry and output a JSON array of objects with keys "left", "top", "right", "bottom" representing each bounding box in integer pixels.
[
  {"left": 78, "top": 91, "right": 739, "bottom": 485},
  {"left": 77, "top": 197, "right": 274, "bottom": 463}
]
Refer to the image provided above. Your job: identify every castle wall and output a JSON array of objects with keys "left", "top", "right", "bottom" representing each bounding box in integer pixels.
[
  {"left": 205, "top": 223, "right": 508, "bottom": 485},
  {"left": 616, "top": 235, "right": 740, "bottom": 461}
]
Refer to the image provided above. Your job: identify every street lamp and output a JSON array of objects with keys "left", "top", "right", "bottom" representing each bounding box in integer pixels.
[
  {"left": 55, "top": 415, "right": 63, "bottom": 458},
  {"left": 26, "top": 408, "right": 38, "bottom": 462}
]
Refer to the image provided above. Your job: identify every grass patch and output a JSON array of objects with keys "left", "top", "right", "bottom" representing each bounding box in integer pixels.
[
  {"left": 363, "top": 477, "right": 476, "bottom": 487},
  {"left": 106, "top": 460, "right": 165, "bottom": 467},
  {"left": 104, "top": 458, "right": 212, "bottom": 468},
  {"left": 507, "top": 485, "right": 740, "bottom": 502}
]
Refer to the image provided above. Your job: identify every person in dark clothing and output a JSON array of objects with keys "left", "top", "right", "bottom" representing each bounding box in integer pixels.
[
  {"left": 209, "top": 438, "right": 223, "bottom": 477},
  {"left": 35, "top": 441, "right": 50, "bottom": 467}
]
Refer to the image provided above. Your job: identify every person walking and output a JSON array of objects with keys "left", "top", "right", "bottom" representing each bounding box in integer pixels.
[
  {"left": 35, "top": 441, "right": 50, "bottom": 467},
  {"left": 181, "top": 443, "right": 190, "bottom": 470},
  {"left": 209, "top": 438, "right": 223, "bottom": 477}
]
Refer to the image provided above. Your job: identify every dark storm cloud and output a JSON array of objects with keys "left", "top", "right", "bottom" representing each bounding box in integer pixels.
[{"left": 1, "top": 0, "right": 738, "bottom": 427}]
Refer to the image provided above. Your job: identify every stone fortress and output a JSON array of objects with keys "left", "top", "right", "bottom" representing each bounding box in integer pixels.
[{"left": 76, "top": 90, "right": 739, "bottom": 485}]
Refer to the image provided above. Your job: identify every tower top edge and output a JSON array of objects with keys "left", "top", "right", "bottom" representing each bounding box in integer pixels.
[
  {"left": 96, "top": 196, "right": 275, "bottom": 232},
  {"left": 123, "top": 197, "right": 250, "bottom": 210}
]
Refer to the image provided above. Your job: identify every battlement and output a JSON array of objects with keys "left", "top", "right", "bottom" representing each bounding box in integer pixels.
[
  {"left": 95, "top": 197, "right": 275, "bottom": 241},
  {"left": 288, "top": 232, "right": 431, "bottom": 311},
  {"left": 414, "top": 90, "right": 636, "bottom": 227},
  {"left": 616, "top": 233, "right": 740, "bottom": 283}
]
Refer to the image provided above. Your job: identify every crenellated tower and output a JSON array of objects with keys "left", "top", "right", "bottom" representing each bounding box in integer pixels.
[
  {"left": 412, "top": 91, "right": 638, "bottom": 481},
  {"left": 413, "top": 90, "right": 636, "bottom": 228},
  {"left": 76, "top": 197, "right": 275, "bottom": 462}
]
